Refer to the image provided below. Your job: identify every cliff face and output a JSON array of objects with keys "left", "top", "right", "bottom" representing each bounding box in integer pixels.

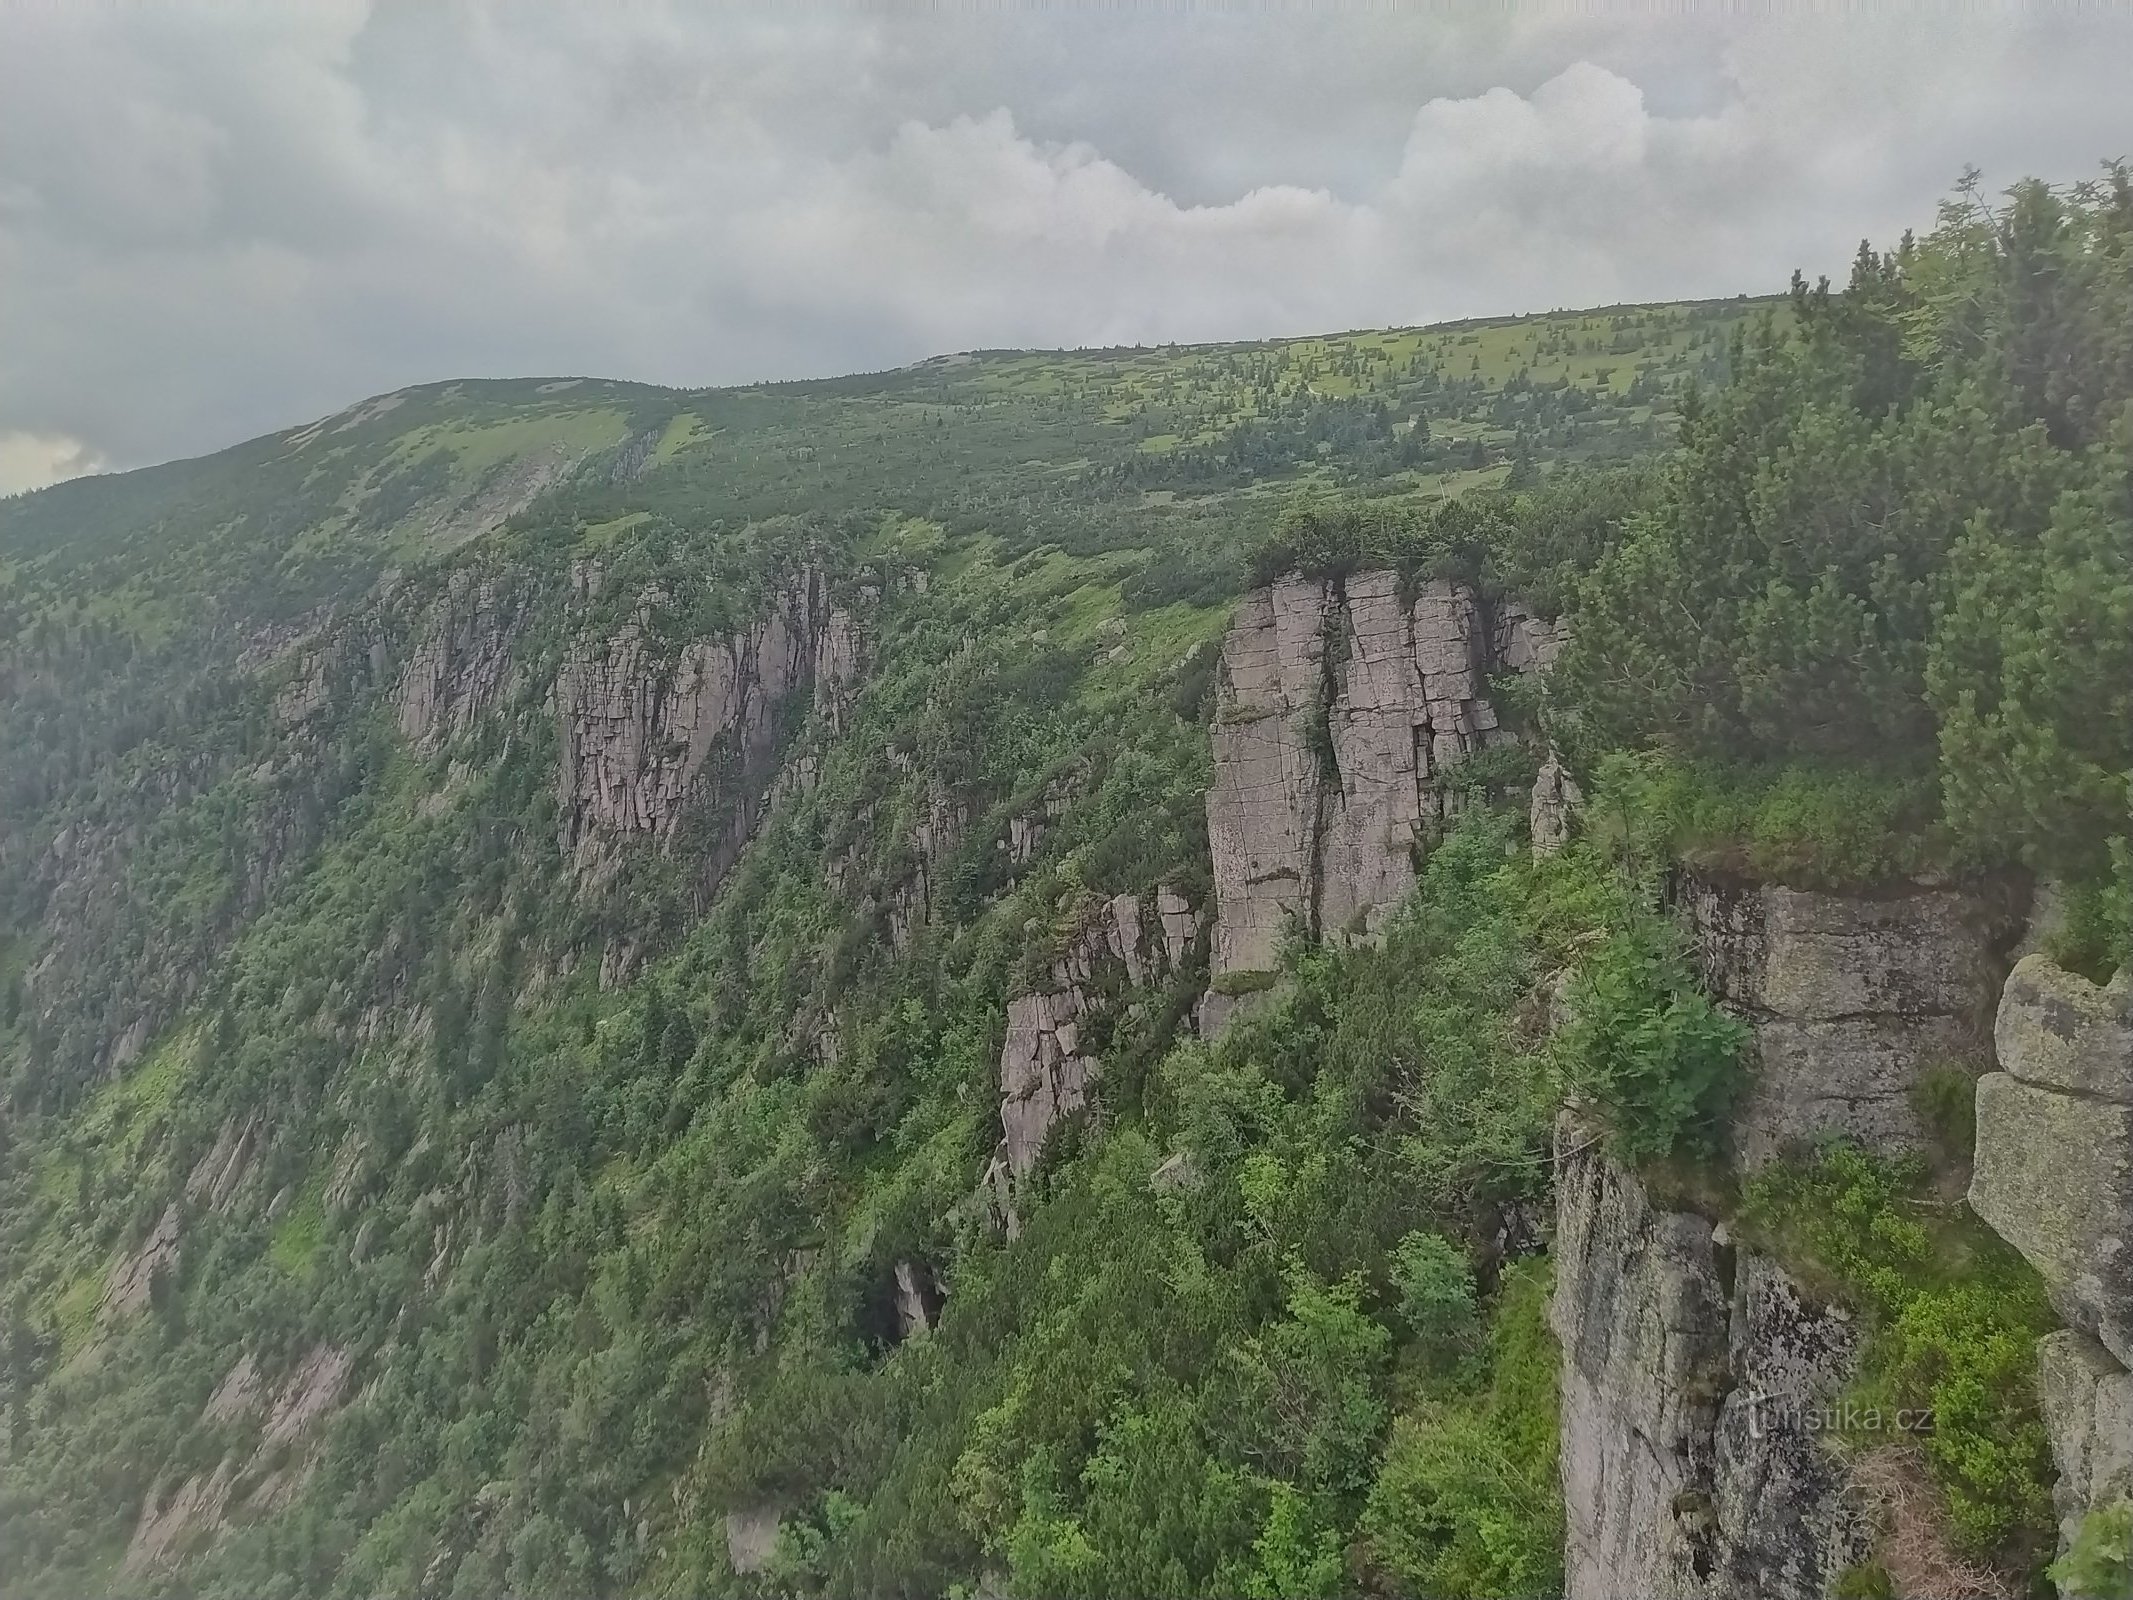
[
  {"left": 396, "top": 570, "right": 526, "bottom": 749},
  {"left": 1552, "top": 875, "right": 2028, "bottom": 1599},
  {"left": 1553, "top": 1119, "right": 1873, "bottom": 1600},
  {"left": 982, "top": 887, "right": 1201, "bottom": 1234},
  {"left": 548, "top": 567, "right": 860, "bottom": 932},
  {"left": 1205, "top": 570, "right": 1559, "bottom": 985},
  {"left": 1970, "top": 954, "right": 2133, "bottom": 1567},
  {"left": 1682, "top": 875, "right": 2023, "bottom": 1170}
]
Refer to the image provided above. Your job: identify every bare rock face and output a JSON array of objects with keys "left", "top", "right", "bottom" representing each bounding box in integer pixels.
[
  {"left": 1708, "top": 1259, "right": 1876, "bottom": 1598},
  {"left": 1971, "top": 955, "right": 2133, "bottom": 1369},
  {"left": 396, "top": 570, "right": 524, "bottom": 749},
  {"left": 725, "top": 1506, "right": 782, "bottom": 1576},
  {"left": 1319, "top": 574, "right": 1506, "bottom": 940},
  {"left": 1962, "top": 960, "right": 2133, "bottom": 1587},
  {"left": 888, "top": 781, "right": 969, "bottom": 953},
  {"left": 1205, "top": 576, "right": 1331, "bottom": 978},
  {"left": 1555, "top": 1121, "right": 1730, "bottom": 1600},
  {"left": 982, "top": 890, "right": 1198, "bottom": 1233},
  {"left": 1205, "top": 569, "right": 1554, "bottom": 992},
  {"left": 124, "top": 1341, "right": 351, "bottom": 1576},
  {"left": 812, "top": 600, "right": 863, "bottom": 732},
  {"left": 2036, "top": 1329, "right": 2133, "bottom": 1568},
  {"left": 554, "top": 568, "right": 854, "bottom": 896},
  {"left": 892, "top": 1260, "right": 942, "bottom": 1341},
  {"left": 994, "top": 988, "right": 1096, "bottom": 1191},
  {"left": 103, "top": 1202, "right": 181, "bottom": 1320},
  {"left": 1554, "top": 1119, "right": 1872, "bottom": 1600},
  {"left": 1530, "top": 751, "right": 1584, "bottom": 856},
  {"left": 186, "top": 1114, "right": 260, "bottom": 1212},
  {"left": 1683, "top": 875, "right": 2021, "bottom": 1170}
]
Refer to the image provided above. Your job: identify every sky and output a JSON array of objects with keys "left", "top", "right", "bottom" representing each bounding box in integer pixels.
[{"left": 2, "top": 2, "right": 2128, "bottom": 492}]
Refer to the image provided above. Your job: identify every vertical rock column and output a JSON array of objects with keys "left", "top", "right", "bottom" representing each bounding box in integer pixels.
[
  {"left": 1969, "top": 955, "right": 2133, "bottom": 1566},
  {"left": 1203, "top": 569, "right": 1542, "bottom": 1022},
  {"left": 1553, "top": 1118, "right": 1874, "bottom": 1600},
  {"left": 1204, "top": 576, "right": 1333, "bottom": 980}
]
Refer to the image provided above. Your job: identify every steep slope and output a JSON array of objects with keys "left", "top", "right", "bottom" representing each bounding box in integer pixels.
[
  {"left": 3, "top": 167, "right": 2130, "bottom": 1600},
  {"left": 0, "top": 304, "right": 1756, "bottom": 1598}
]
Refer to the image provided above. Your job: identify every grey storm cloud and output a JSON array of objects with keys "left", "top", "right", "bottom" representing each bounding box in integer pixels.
[{"left": 2, "top": 1, "right": 2128, "bottom": 492}]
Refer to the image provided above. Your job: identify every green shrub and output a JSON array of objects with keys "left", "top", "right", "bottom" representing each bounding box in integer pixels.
[
  {"left": 2048, "top": 850, "right": 2133, "bottom": 983},
  {"left": 1555, "top": 916, "right": 1748, "bottom": 1164},
  {"left": 2053, "top": 1499, "right": 2133, "bottom": 1600},
  {"left": 1585, "top": 749, "right": 1943, "bottom": 888},
  {"left": 1741, "top": 1144, "right": 2057, "bottom": 1564},
  {"left": 1360, "top": 1260, "right": 1562, "bottom": 1599},
  {"left": 1388, "top": 1231, "right": 1478, "bottom": 1369}
]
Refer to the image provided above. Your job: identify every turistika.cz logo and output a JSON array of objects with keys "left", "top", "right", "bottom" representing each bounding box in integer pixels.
[{"left": 1743, "top": 1392, "right": 1934, "bottom": 1439}]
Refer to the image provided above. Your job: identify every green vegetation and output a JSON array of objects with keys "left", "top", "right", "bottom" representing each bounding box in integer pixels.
[
  {"left": 2054, "top": 1500, "right": 2133, "bottom": 1599},
  {"left": 1554, "top": 170, "right": 2133, "bottom": 954},
  {"left": 2, "top": 166, "right": 2128, "bottom": 1599},
  {"left": 1741, "top": 1144, "right": 2058, "bottom": 1563},
  {"left": 1554, "top": 912, "right": 1749, "bottom": 1165}
]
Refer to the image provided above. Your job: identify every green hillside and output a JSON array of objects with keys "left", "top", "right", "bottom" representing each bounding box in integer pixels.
[{"left": 2, "top": 169, "right": 2129, "bottom": 1600}]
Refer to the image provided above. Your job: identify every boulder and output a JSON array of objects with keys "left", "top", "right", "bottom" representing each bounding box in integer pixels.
[
  {"left": 1970, "top": 956, "right": 2133, "bottom": 1368},
  {"left": 2036, "top": 1329, "right": 2133, "bottom": 1564}
]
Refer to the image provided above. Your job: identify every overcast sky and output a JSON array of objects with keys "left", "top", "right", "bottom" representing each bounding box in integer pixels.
[{"left": 2, "top": 2, "right": 2127, "bottom": 492}]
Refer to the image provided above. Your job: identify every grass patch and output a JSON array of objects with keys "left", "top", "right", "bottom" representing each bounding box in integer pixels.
[{"left": 270, "top": 1185, "right": 326, "bottom": 1279}]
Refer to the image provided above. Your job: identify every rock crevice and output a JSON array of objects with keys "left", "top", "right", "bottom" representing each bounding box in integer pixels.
[{"left": 1554, "top": 1118, "right": 1873, "bottom": 1600}]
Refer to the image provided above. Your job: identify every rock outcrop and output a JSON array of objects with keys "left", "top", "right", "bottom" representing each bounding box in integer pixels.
[
  {"left": 2036, "top": 1329, "right": 2133, "bottom": 1568},
  {"left": 1553, "top": 1119, "right": 1873, "bottom": 1600},
  {"left": 1205, "top": 570, "right": 1558, "bottom": 992},
  {"left": 103, "top": 1202, "right": 182, "bottom": 1320},
  {"left": 1969, "top": 954, "right": 2133, "bottom": 1574},
  {"left": 1683, "top": 875, "right": 2021, "bottom": 1170},
  {"left": 725, "top": 1506, "right": 782, "bottom": 1576},
  {"left": 1972, "top": 954, "right": 2133, "bottom": 1367},
  {"left": 554, "top": 568, "right": 853, "bottom": 888},
  {"left": 123, "top": 1341, "right": 351, "bottom": 1575},
  {"left": 1205, "top": 575, "right": 1328, "bottom": 978},
  {"left": 396, "top": 570, "right": 525, "bottom": 749},
  {"left": 887, "top": 780, "right": 969, "bottom": 953},
  {"left": 982, "top": 889, "right": 1200, "bottom": 1233}
]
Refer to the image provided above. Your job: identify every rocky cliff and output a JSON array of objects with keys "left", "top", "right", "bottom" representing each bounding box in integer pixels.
[
  {"left": 1682, "top": 874, "right": 2023, "bottom": 1170},
  {"left": 982, "top": 887, "right": 1200, "bottom": 1234},
  {"left": 1552, "top": 874, "right": 2035, "bottom": 1599},
  {"left": 396, "top": 569, "right": 527, "bottom": 749},
  {"left": 553, "top": 567, "right": 860, "bottom": 910},
  {"left": 1971, "top": 954, "right": 2133, "bottom": 1573},
  {"left": 1204, "top": 569, "right": 1560, "bottom": 987},
  {"left": 1553, "top": 1116, "right": 1874, "bottom": 1600}
]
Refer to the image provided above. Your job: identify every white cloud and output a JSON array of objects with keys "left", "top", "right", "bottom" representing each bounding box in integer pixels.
[
  {"left": 1, "top": 3, "right": 2127, "bottom": 482},
  {"left": 0, "top": 432, "right": 106, "bottom": 496}
]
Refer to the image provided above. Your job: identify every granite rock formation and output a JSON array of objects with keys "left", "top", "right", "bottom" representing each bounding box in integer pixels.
[
  {"left": 1682, "top": 875, "right": 2021, "bottom": 1170},
  {"left": 1968, "top": 953, "right": 2133, "bottom": 1577},
  {"left": 554, "top": 569, "right": 855, "bottom": 889},
  {"left": 1205, "top": 569, "right": 1559, "bottom": 993},
  {"left": 1553, "top": 1118, "right": 1873, "bottom": 1600},
  {"left": 982, "top": 888, "right": 1200, "bottom": 1233},
  {"left": 396, "top": 570, "right": 526, "bottom": 749}
]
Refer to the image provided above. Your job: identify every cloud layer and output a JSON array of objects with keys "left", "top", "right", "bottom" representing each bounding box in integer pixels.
[{"left": 3, "top": 2, "right": 2127, "bottom": 490}]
